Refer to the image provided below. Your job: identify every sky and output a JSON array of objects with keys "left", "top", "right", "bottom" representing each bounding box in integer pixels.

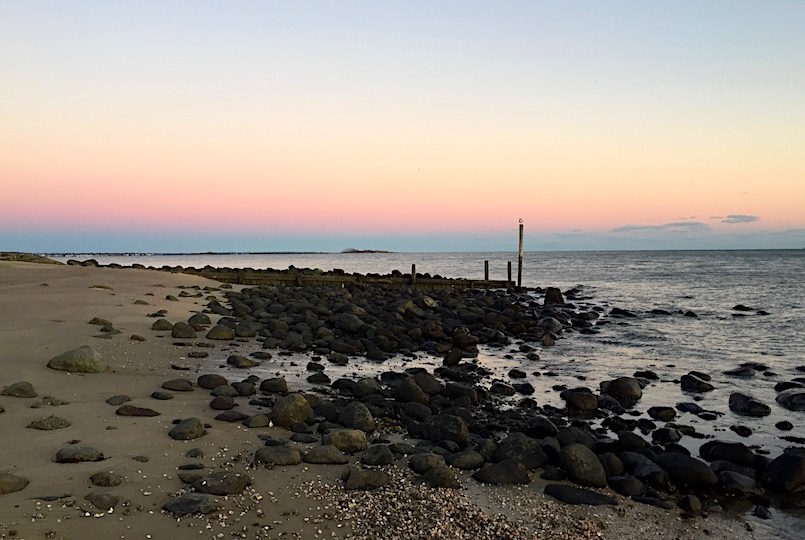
[{"left": 1, "top": 1, "right": 804, "bottom": 252}]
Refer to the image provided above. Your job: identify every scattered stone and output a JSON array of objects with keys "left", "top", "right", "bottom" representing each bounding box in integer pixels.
[
  {"left": 729, "top": 392, "right": 771, "bottom": 417},
  {"left": 48, "top": 345, "right": 106, "bottom": 373},
  {"left": 169, "top": 418, "right": 206, "bottom": 440},
  {"left": 106, "top": 395, "right": 130, "bottom": 406},
  {"left": 206, "top": 325, "right": 235, "bottom": 340},
  {"left": 85, "top": 491, "right": 119, "bottom": 511},
  {"left": 342, "top": 466, "right": 390, "bottom": 490},
  {"left": 162, "top": 493, "right": 218, "bottom": 516},
  {"left": 116, "top": 405, "right": 160, "bottom": 417},
  {"left": 559, "top": 443, "right": 606, "bottom": 487},
  {"left": 151, "top": 391, "right": 174, "bottom": 400},
  {"left": 193, "top": 470, "right": 252, "bottom": 495},
  {"left": 55, "top": 446, "right": 104, "bottom": 463},
  {"left": 1, "top": 381, "right": 37, "bottom": 398},
  {"left": 304, "top": 445, "right": 349, "bottom": 465},
  {"left": 151, "top": 319, "right": 173, "bottom": 331},
  {"left": 161, "top": 379, "right": 193, "bottom": 392},
  {"left": 270, "top": 393, "right": 313, "bottom": 427},
  {"left": 90, "top": 472, "right": 123, "bottom": 487},
  {"left": 0, "top": 473, "right": 29, "bottom": 494},
  {"left": 27, "top": 415, "right": 71, "bottom": 430},
  {"left": 255, "top": 446, "right": 302, "bottom": 466},
  {"left": 323, "top": 429, "right": 368, "bottom": 453}
]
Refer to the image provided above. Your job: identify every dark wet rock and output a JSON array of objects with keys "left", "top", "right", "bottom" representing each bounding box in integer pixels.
[
  {"left": 544, "top": 484, "right": 616, "bottom": 505},
  {"left": 409, "top": 453, "right": 446, "bottom": 474},
  {"left": 227, "top": 354, "right": 258, "bottom": 368},
  {"left": 171, "top": 322, "right": 197, "bottom": 339},
  {"left": 647, "top": 406, "right": 676, "bottom": 422},
  {"left": 420, "top": 414, "right": 470, "bottom": 447},
  {"left": 651, "top": 427, "right": 682, "bottom": 445},
  {"left": 719, "top": 470, "right": 760, "bottom": 496},
  {"left": 188, "top": 313, "right": 211, "bottom": 326},
  {"left": 90, "top": 472, "right": 123, "bottom": 487},
  {"left": 321, "top": 427, "right": 366, "bottom": 452},
  {"left": 473, "top": 459, "right": 530, "bottom": 485},
  {"left": 255, "top": 446, "right": 302, "bottom": 466},
  {"left": 260, "top": 377, "right": 288, "bottom": 394},
  {"left": 361, "top": 445, "right": 395, "bottom": 466},
  {"left": 343, "top": 466, "right": 389, "bottom": 490},
  {"left": 445, "top": 449, "right": 484, "bottom": 470},
  {"left": 271, "top": 393, "right": 314, "bottom": 427},
  {"left": 206, "top": 325, "right": 235, "bottom": 340},
  {"left": 193, "top": 470, "right": 252, "bottom": 495},
  {"left": 106, "top": 395, "right": 130, "bottom": 406},
  {"left": 422, "top": 465, "right": 461, "bottom": 488},
  {"left": 543, "top": 287, "right": 564, "bottom": 305},
  {"left": 338, "top": 402, "right": 375, "bottom": 432},
  {"left": 762, "top": 451, "right": 805, "bottom": 493},
  {"left": 620, "top": 452, "right": 667, "bottom": 488},
  {"left": 304, "top": 445, "right": 350, "bottom": 465},
  {"left": 116, "top": 405, "right": 160, "bottom": 417},
  {"left": 598, "top": 452, "right": 624, "bottom": 478},
  {"left": 699, "top": 440, "right": 755, "bottom": 465},
  {"left": 600, "top": 377, "right": 642, "bottom": 405},
  {"left": 307, "top": 372, "right": 331, "bottom": 385},
  {"left": 85, "top": 491, "right": 119, "bottom": 511},
  {"left": 676, "top": 402, "right": 704, "bottom": 414},
  {"left": 729, "top": 392, "right": 770, "bottom": 417},
  {"left": 526, "top": 416, "right": 558, "bottom": 439},
  {"left": 0, "top": 473, "right": 29, "bottom": 494},
  {"left": 776, "top": 421, "right": 793, "bottom": 431},
  {"left": 724, "top": 366, "right": 755, "bottom": 378},
  {"left": 243, "top": 414, "right": 270, "bottom": 428},
  {"left": 209, "top": 396, "right": 235, "bottom": 410},
  {"left": 48, "top": 345, "right": 106, "bottom": 373},
  {"left": 169, "top": 418, "right": 206, "bottom": 440},
  {"left": 679, "top": 494, "right": 702, "bottom": 516},
  {"left": 232, "top": 382, "right": 256, "bottom": 396},
  {"left": 513, "top": 382, "right": 535, "bottom": 395},
  {"left": 151, "top": 319, "right": 173, "bottom": 331},
  {"left": 2, "top": 381, "right": 37, "bottom": 398},
  {"left": 55, "top": 446, "right": 104, "bottom": 463},
  {"left": 151, "top": 391, "right": 174, "bottom": 400},
  {"left": 617, "top": 431, "right": 647, "bottom": 452},
  {"left": 753, "top": 505, "right": 772, "bottom": 520},
  {"left": 608, "top": 476, "right": 645, "bottom": 496},
  {"left": 489, "top": 382, "right": 516, "bottom": 396},
  {"left": 680, "top": 374, "right": 714, "bottom": 393},
  {"left": 655, "top": 452, "right": 717, "bottom": 488},
  {"left": 559, "top": 443, "right": 606, "bottom": 487},
  {"left": 198, "top": 374, "right": 228, "bottom": 390},
  {"left": 776, "top": 388, "right": 805, "bottom": 411},
  {"left": 291, "top": 433, "right": 319, "bottom": 443},
  {"left": 560, "top": 389, "right": 597, "bottom": 415},
  {"left": 27, "top": 415, "right": 71, "bottom": 430},
  {"left": 162, "top": 379, "right": 193, "bottom": 392},
  {"left": 395, "top": 377, "right": 430, "bottom": 404},
  {"left": 211, "top": 385, "right": 238, "bottom": 397},
  {"left": 236, "top": 321, "right": 260, "bottom": 338},
  {"left": 730, "top": 425, "right": 752, "bottom": 437}
]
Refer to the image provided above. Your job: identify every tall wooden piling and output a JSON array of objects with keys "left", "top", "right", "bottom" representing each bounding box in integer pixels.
[
  {"left": 507, "top": 261, "right": 512, "bottom": 286},
  {"left": 484, "top": 260, "right": 489, "bottom": 281},
  {"left": 517, "top": 219, "right": 523, "bottom": 289},
  {"left": 411, "top": 263, "right": 416, "bottom": 289}
]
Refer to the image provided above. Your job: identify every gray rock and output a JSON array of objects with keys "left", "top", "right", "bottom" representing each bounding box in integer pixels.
[
  {"left": 151, "top": 319, "right": 173, "bottom": 331},
  {"left": 361, "top": 445, "right": 395, "bottom": 466},
  {"left": 243, "top": 414, "right": 270, "bottom": 428},
  {"left": 90, "top": 471, "right": 123, "bottom": 487},
  {"left": 56, "top": 445, "right": 104, "bottom": 463},
  {"left": 607, "top": 476, "right": 646, "bottom": 496},
  {"left": 188, "top": 313, "right": 211, "bottom": 326},
  {"left": 1, "top": 381, "right": 37, "bottom": 398},
  {"left": 116, "top": 405, "right": 160, "bottom": 417},
  {"left": 473, "top": 459, "right": 530, "bottom": 485},
  {"left": 600, "top": 377, "right": 642, "bottom": 405},
  {"left": 85, "top": 491, "right": 118, "bottom": 511},
  {"left": 494, "top": 432, "right": 546, "bottom": 470},
  {"left": 193, "top": 470, "right": 252, "bottom": 495},
  {"left": 776, "top": 388, "right": 805, "bottom": 411},
  {"left": 171, "top": 322, "right": 197, "bottom": 339},
  {"left": 681, "top": 374, "right": 714, "bottom": 393},
  {"left": 322, "top": 429, "right": 367, "bottom": 453},
  {"left": 260, "top": 377, "right": 288, "bottom": 394},
  {"left": 445, "top": 449, "right": 484, "bottom": 470},
  {"left": 48, "top": 345, "right": 107, "bottom": 373},
  {"left": 271, "top": 393, "right": 314, "bottom": 427},
  {"left": 763, "top": 451, "right": 805, "bottom": 493},
  {"left": 304, "top": 445, "right": 350, "bottom": 464},
  {"left": 161, "top": 379, "right": 193, "bottom": 392},
  {"left": 408, "top": 453, "right": 445, "bottom": 474},
  {"left": 227, "top": 355, "right": 258, "bottom": 368},
  {"left": 343, "top": 466, "right": 389, "bottom": 490},
  {"left": 105, "top": 395, "right": 130, "bottom": 406},
  {"left": 559, "top": 443, "right": 606, "bottom": 487},
  {"left": 206, "top": 325, "right": 235, "bottom": 340},
  {"left": 729, "top": 392, "right": 770, "bottom": 417},
  {"left": 420, "top": 414, "right": 470, "bottom": 447},
  {"left": 151, "top": 391, "right": 174, "bottom": 400},
  {"left": 0, "top": 473, "right": 29, "bottom": 494},
  {"left": 27, "top": 415, "right": 71, "bottom": 430},
  {"left": 198, "top": 374, "right": 228, "bottom": 390},
  {"left": 338, "top": 402, "right": 375, "bottom": 432},
  {"left": 169, "top": 418, "right": 206, "bottom": 440},
  {"left": 395, "top": 378, "right": 430, "bottom": 404},
  {"left": 162, "top": 493, "right": 218, "bottom": 516},
  {"left": 423, "top": 465, "right": 461, "bottom": 488},
  {"left": 654, "top": 452, "right": 718, "bottom": 488},
  {"left": 255, "top": 446, "right": 302, "bottom": 466}
]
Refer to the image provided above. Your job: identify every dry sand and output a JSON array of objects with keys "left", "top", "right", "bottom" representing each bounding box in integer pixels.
[{"left": 0, "top": 261, "right": 762, "bottom": 539}]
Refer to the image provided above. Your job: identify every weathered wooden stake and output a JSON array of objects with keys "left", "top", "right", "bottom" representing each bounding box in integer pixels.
[
  {"left": 411, "top": 263, "right": 416, "bottom": 289},
  {"left": 507, "top": 261, "right": 512, "bottom": 286},
  {"left": 484, "top": 260, "right": 489, "bottom": 281},
  {"left": 517, "top": 219, "right": 524, "bottom": 289}
]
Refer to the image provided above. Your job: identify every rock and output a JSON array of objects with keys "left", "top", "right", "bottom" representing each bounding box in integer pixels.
[
  {"left": 559, "top": 443, "right": 606, "bottom": 487},
  {"left": 719, "top": 470, "right": 760, "bottom": 496},
  {"left": 216, "top": 411, "right": 248, "bottom": 422},
  {"left": 472, "top": 459, "right": 530, "bottom": 485},
  {"left": 724, "top": 366, "right": 755, "bottom": 378},
  {"left": 526, "top": 416, "right": 558, "bottom": 438},
  {"left": 162, "top": 493, "right": 218, "bottom": 516},
  {"left": 1, "top": 381, "right": 37, "bottom": 398},
  {"left": 151, "top": 391, "right": 174, "bottom": 400},
  {"left": 0, "top": 473, "right": 29, "bottom": 494},
  {"left": 90, "top": 472, "right": 123, "bottom": 487},
  {"left": 729, "top": 392, "right": 770, "bottom": 417},
  {"left": 193, "top": 470, "right": 252, "bottom": 495},
  {"left": 598, "top": 452, "right": 624, "bottom": 477},
  {"left": 494, "top": 432, "right": 547, "bottom": 469},
  {"left": 209, "top": 396, "right": 235, "bottom": 410},
  {"left": 271, "top": 393, "right": 314, "bottom": 427},
  {"left": 681, "top": 374, "right": 714, "bottom": 393},
  {"left": 361, "top": 445, "right": 395, "bottom": 466},
  {"left": 47, "top": 345, "right": 106, "bottom": 373},
  {"left": 654, "top": 452, "right": 717, "bottom": 488},
  {"left": 188, "top": 313, "right": 211, "bottom": 326},
  {"left": 227, "top": 355, "right": 258, "bottom": 368},
  {"left": 776, "top": 388, "right": 805, "bottom": 411},
  {"left": 236, "top": 321, "right": 259, "bottom": 337},
  {"left": 423, "top": 465, "right": 461, "bottom": 488},
  {"left": 105, "top": 395, "right": 131, "bottom": 406},
  {"left": 762, "top": 451, "right": 805, "bottom": 493},
  {"left": 608, "top": 476, "right": 645, "bottom": 496},
  {"left": 27, "top": 415, "right": 71, "bottom": 430},
  {"left": 304, "top": 445, "right": 349, "bottom": 464},
  {"left": 55, "top": 446, "right": 104, "bottom": 463},
  {"left": 445, "top": 449, "right": 484, "bottom": 470},
  {"left": 161, "top": 379, "right": 193, "bottom": 392},
  {"left": 169, "top": 418, "right": 206, "bottom": 440},
  {"left": 85, "top": 491, "right": 119, "bottom": 511},
  {"left": 255, "top": 446, "right": 302, "bottom": 466},
  {"left": 600, "top": 377, "right": 642, "bottom": 405},
  {"left": 699, "top": 440, "right": 755, "bottom": 465},
  {"left": 198, "top": 374, "right": 228, "bottom": 390},
  {"left": 679, "top": 494, "right": 702, "bottom": 515},
  {"left": 89, "top": 317, "right": 112, "bottom": 326},
  {"left": 116, "top": 405, "right": 160, "bottom": 417},
  {"left": 171, "top": 322, "right": 197, "bottom": 339},
  {"left": 647, "top": 406, "right": 676, "bottom": 421},
  {"left": 753, "top": 505, "right": 772, "bottom": 520},
  {"left": 632, "top": 496, "right": 672, "bottom": 509},
  {"left": 343, "top": 466, "right": 389, "bottom": 490},
  {"left": 544, "top": 287, "right": 564, "bottom": 305},
  {"left": 243, "top": 414, "right": 270, "bottom": 428},
  {"left": 151, "top": 319, "right": 173, "bottom": 331},
  {"left": 560, "top": 389, "right": 598, "bottom": 415},
  {"left": 323, "top": 429, "right": 368, "bottom": 453},
  {"left": 420, "top": 414, "right": 470, "bottom": 447},
  {"left": 338, "top": 402, "right": 375, "bottom": 432},
  {"left": 395, "top": 378, "right": 429, "bottom": 404},
  {"left": 544, "top": 484, "right": 617, "bottom": 505},
  {"left": 409, "top": 453, "right": 445, "bottom": 474},
  {"left": 336, "top": 314, "right": 365, "bottom": 334},
  {"left": 206, "top": 325, "right": 235, "bottom": 340},
  {"left": 260, "top": 377, "right": 288, "bottom": 394}
]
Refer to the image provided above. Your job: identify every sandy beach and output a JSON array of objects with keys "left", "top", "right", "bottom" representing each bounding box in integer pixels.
[{"left": 0, "top": 261, "right": 774, "bottom": 539}]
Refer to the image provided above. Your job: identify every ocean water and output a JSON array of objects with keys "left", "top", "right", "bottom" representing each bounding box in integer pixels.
[{"left": 53, "top": 250, "right": 805, "bottom": 534}]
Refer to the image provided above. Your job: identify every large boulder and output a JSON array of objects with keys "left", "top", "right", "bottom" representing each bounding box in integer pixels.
[
  {"left": 303, "top": 445, "right": 349, "bottom": 465},
  {"left": 335, "top": 314, "right": 364, "bottom": 334},
  {"left": 560, "top": 389, "right": 598, "bottom": 415},
  {"left": 206, "top": 325, "right": 235, "bottom": 340},
  {"left": 763, "top": 451, "right": 805, "bottom": 493},
  {"left": 171, "top": 322, "right": 197, "bottom": 339},
  {"left": 681, "top": 374, "right": 714, "bottom": 393},
  {"left": 699, "top": 440, "right": 756, "bottom": 465},
  {"left": 543, "top": 287, "right": 564, "bottom": 305},
  {"left": 198, "top": 374, "right": 228, "bottom": 390},
  {"left": 776, "top": 389, "right": 805, "bottom": 411},
  {"left": 322, "top": 429, "right": 368, "bottom": 453},
  {"left": 255, "top": 446, "right": 302, "bottom": 466},
  {"left": 729, "top": 393, "right": 770, "bottom": 417},
  {"left": 472, "top": 459, "right": 530, "bottom": 485},
  {"left": 654, "top": 452, "right": 718, "bottom": 489},
  {"left": 600, "top": 377, "right": 642, "bottom": 405},
  {"left": 420, "top": 414, "right": 470, "bottom": 447},
  {"left": 494, "top": 432, "right": 546, "bottom": 470},
  {"left": 338, "top": 402, "right": 375, "bottom": 432},
  {"left": 559, "top": 443, "right": 606, "bottom": 487},
  {"left": 48, "top": 345, "right": 106, "bottom": 373},
  {"left": 342, "top": 466, "right": 389, "bottom": 490},
  {"left": 271, "top": 394, "right": 314, "bottom": 427}
]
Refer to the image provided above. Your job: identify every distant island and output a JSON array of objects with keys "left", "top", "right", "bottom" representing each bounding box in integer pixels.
[{"left": 341, "top": 248, "right": 391, "bottom": 254}]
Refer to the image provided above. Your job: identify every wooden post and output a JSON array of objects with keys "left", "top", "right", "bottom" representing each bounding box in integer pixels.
[
  {"left": 484, "top": 260, "right": 489, "bottom": 281},
  {"left": 517, "top": 219, "right": 524, "bottom": 289},
  {"left": 411, "top": 263, "right": 416, "bottom": 289},
  {"left": 507, "top": 261, "right": 512, "bottom": 286}
]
